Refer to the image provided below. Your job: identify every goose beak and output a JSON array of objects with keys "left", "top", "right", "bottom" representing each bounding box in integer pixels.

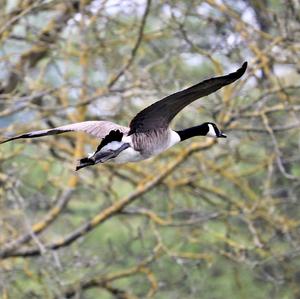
[{"left": 219, "top": 132, "right": 227, "bottom": 138}]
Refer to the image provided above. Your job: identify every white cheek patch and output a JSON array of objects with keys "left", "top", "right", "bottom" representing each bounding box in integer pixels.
[{"left": 207, "top": 124, "right": 217, "bottom": 137}]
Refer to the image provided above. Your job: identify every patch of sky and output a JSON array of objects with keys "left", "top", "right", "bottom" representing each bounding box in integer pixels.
[
  {"left": 4, "top": 0, "right": 19, "bottom": 13},
  {"left": 0, "top": 108, "right": 38, "bottom": 129}
]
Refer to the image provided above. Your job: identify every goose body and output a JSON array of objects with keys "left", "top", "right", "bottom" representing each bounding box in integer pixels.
[
  {"left": 0, "top": 62, "right": 247, "bottom": 170},
  {"left": 84, "top": 129, "right": 181, "bottom": 166},
  {"left": 118, "top": 129, "right": 181, "bottom": 163}
]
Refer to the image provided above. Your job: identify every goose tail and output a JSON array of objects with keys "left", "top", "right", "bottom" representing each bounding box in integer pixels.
[{"left": 75, "top": 157, "right": 95, "bottom": 171}]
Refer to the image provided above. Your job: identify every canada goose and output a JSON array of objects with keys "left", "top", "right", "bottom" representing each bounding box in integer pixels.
[{"left": 1, "top": 62, "right": 247, "bottom": 170}]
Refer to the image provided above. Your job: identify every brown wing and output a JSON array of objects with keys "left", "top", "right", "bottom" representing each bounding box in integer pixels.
[
  {"left": 129, "top": 62, "right": 247, "bottom": 134},
  {"left": 1, "top": 121, "right": 129, "bottom": 144}
]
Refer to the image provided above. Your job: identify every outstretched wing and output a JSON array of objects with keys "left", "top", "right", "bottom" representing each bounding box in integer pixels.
[
  {"left": 129, "top": 62, "right": 247, "bottom": 134},
  {"left": 1, "top": 121, "right": 129, "bottom": 144}
]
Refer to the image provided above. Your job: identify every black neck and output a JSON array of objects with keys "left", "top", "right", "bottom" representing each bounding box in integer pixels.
[{"left": 176, "top": 124, "right": 208, "bottom": 142}]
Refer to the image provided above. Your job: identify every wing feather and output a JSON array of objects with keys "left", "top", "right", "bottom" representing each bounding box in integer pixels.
[
  {"left": 129, "top": 62, "right": 247, "bottom": 134},
  {"left": 1, "top": 121, "right": 129, "bottom": 144}
]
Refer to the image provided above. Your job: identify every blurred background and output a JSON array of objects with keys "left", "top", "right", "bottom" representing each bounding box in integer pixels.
[{"left": 0, "top": 0, "right": 299, "bottom": 298}]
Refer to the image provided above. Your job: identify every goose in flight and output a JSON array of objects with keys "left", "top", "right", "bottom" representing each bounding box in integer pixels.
[{"left": 1, "top": 62, "right": 247, "bottom": 170}]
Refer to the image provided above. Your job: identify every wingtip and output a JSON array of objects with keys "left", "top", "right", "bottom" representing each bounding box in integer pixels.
[
  {"left": 0, "top": 139, "right": 10, "bottom": 145},
  {"left": 0, "top": 136, "right": 20, "bottom": 144},
  {"left": 241, "top": 61, "right": 248, "bottom": 72},
  {"left": 233, "top": 61, "right": 247, "bottom": 79}
]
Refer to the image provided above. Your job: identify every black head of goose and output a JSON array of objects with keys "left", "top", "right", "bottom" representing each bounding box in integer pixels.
[
  {"left": 1, "top": 62, "right": 247, "bottom": 170},
  {"left": 176, "top": 122, "right": 227, "bottom": 141}
]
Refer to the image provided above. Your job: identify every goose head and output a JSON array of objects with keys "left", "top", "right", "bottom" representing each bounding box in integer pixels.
[
  {"left": 204, "top": 122, "right": 227, "bottom": 138},
  {"left": 176, "top": 122, "right": 226, "bottom": 142}
]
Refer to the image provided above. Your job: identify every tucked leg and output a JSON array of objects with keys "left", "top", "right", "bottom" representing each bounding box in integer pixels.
[
  {"left": 76, "top": 143, "right": 130, "bottom": 171},
  {"left": 93, "top": 143, "right": 130, "bottom": 163}
]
